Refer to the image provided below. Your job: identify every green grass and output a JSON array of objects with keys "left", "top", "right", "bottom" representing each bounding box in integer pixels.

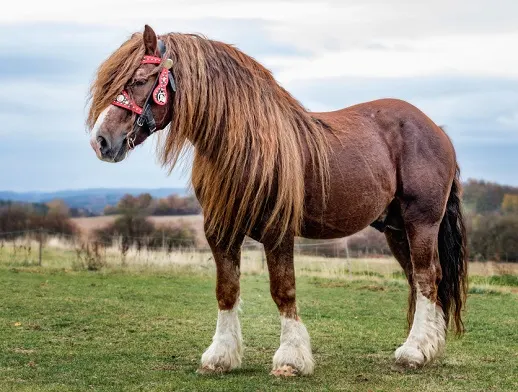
[
  {"left": 469, "top": 274, "right": 518, "bottom": 287},
  {"left": 1, "top": 266, "right": 517, "bottom": 392}
]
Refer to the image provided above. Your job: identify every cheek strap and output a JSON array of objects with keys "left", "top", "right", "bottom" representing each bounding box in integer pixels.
[{"left": 153, "top": 68, "right": 170, "bottom": 105}]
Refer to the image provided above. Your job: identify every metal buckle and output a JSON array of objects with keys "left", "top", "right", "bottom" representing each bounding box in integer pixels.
[{"left": 136, "top": 116, "right": 145, "bottom": 127}]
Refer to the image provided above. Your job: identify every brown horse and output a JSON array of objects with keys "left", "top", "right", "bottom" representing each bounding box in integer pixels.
[{"left": 87, "top": 25, "right": 467, "bottom": 376}]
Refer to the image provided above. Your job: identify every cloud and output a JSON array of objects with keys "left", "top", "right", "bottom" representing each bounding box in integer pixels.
[
  {"left": 267, "top": 33, "right": 518, "bottom": 83},
  {"left": 0, "top": 0, "right": 517, "bottom": 190}
]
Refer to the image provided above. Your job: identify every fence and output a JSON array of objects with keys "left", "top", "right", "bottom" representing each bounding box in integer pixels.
[
  {"left": 0, "top": 229, "right": 401, "bottom": 278},
  {"left": 3, "top": 229, "right": 518, "bottom": 283}
]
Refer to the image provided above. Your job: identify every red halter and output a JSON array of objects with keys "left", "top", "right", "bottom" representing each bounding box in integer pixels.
[{"left": 111, "top": 55, "right": 171, "bottom": 114}]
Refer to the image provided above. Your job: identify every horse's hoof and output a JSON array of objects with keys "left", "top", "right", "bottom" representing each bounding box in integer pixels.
[
  {"left": 197, "top": 364, "right": 227, "bottom": 375},
  {"left": 198, "top": 352, "right": 238, "bottom": 375},
  {"left": 271, "top": 317, "right": 315, "bottom": 376},
  {"left": 394, "top": 345, "right": 425, "bottom": 369},
  {"left": 271, "top": 365, "right": 298, "bottom": 377},
  {"left": 199, "top": 336, "right": 242, "bottom": 375}
]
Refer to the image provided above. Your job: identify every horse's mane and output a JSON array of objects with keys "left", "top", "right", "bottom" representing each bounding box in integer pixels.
[{"left": 87, "top": 32, "right": 330, "bottom": 247}]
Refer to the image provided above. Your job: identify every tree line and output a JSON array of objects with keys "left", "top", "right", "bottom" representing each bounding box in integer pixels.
[
  {"left": 1, "top": 179, "right": 517, "bottom": 261},
  {"left": 462, "top": 179, "right": 518, "bottom": 262},
  {"left": 463, "top": 179, "right": 518, "bottom": 214},
  {"left": 96, "top": 194, "right": 199, "bottom": 252},
  {"left": 103, "top": 193, "right": 201, "bottom": 216},
  {"left": 0, "top": 199, "right": 198, "bottom": 254}
]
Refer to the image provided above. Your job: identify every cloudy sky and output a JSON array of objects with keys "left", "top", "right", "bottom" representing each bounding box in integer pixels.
[{"left": 1, "top": 0, "right": 517, "bottom": 191}]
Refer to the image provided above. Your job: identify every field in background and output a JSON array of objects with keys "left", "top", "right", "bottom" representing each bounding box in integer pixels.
[
  {"left": 70, "top": 215, "right": 391, "bottom": 256},
  {"left": 1, "top": 237, "right": 517, "bottom": 293},
  {"left": 72, "top": 215, "right": 207, "bottom": 245},
  {"left": 71, "top": 215, "right": 203, "bottom": 232}
]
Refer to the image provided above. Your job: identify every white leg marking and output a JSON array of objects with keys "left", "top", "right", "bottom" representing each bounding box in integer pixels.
[
  {"left": 395, "top": 288, "right": 446, "bottom": 368},
  {"left": 272, "top": 316, "right": 314, "bottom": 376},
  {"left": 199, "top": 301, "right": 243, "bottom": 373}
]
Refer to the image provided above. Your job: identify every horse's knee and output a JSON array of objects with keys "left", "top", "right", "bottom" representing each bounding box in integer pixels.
[
  {"left": 213, "top": 257, "right": 241, "bottom": 310},
  {"left": 216, "top": 280, "right": 240, "bottom": 310},
  {"left": 270, "top": 284, "right": 297, "bottom": 318}
]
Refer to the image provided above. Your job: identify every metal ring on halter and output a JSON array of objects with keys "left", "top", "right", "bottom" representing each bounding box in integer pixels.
[{"left": 127, "top": 132, "right": 137, "bottom": 150}]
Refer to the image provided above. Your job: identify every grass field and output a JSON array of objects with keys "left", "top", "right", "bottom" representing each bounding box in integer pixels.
[{"left": 1, "top": 252, "right": 517, "bottom": 391}]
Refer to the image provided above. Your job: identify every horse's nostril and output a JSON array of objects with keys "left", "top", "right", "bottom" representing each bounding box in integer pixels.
[{"left": 97, "top": 135, "right": 109, "bottom": 154}]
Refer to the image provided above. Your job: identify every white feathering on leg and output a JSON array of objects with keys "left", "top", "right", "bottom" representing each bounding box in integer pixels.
[
  {"left": 272, "top": 316, "right": 314, "bottom": 376},
  {"left": 199, "top": 300, "right": 243, "bottom": 373},
  {"left": 395, "top": 288, "right": 446, "bottom": 368}
]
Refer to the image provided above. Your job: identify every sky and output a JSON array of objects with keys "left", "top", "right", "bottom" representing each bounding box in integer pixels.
[{"left": 1, "top": 0, "right": 517, "bottom": 191}]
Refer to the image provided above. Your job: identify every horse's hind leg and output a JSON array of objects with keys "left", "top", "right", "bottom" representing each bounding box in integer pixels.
[
  {"left": 394, "top": 200, "right": 447, "bottom": 368},
  {"left": 264, "top": 234, "right": 314, "bottom": 376},
  {"left": 199, "top": 232, "right": 244, "bottom": 373},
  {"left": 385, "top": 225, "right": 416, "bottom": 329}
]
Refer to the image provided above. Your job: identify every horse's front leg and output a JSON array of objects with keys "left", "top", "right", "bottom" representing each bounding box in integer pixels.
[
  {"left": 264, "top": 235, "right": 315, "bottom": 377},
  {"left": 199, "top": 233, "right": 244, "bottom": 374}
]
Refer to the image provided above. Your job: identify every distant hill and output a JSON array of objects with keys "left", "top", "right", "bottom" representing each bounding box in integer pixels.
[
  {"left": 0, "top": 188, "right": 188, "bottom": 215},
  {"left": 2, "top": 179, "right": 517, "bottom": 217}
]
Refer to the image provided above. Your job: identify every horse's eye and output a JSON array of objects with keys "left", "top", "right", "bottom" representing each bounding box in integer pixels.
[{"left": 134, "top": 79, "right": 147, "bottom": 86}]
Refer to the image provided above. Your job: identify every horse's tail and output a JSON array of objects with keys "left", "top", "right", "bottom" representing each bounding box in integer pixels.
[{"left": 437, "top": 164, "right": 468, "bottom": 335}]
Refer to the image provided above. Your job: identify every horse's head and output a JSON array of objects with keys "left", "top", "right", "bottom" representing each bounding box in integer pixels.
[{"left": 88, "top": 25, "right": 175, "bottom": 162}]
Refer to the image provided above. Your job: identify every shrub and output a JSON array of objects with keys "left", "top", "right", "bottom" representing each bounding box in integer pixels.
[
  {"left": 75, "top": 242, "right": 106, "bottom": 271},
  {"left": 0, "top": 202, "right": 77, "bottom": 239},
  {"left": 95, "top": 213, "right": 154, "bottom": 254},
  {"left": 94, "top": 213, "right": 197, "bottom": 254},
  {"left": 146, "top": 226, "right": 196, "bottom": 251}
]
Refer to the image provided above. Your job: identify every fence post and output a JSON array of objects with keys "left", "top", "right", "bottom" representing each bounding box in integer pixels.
[
  {"left": 345, "top": 237, "right": 351, "bottom": 279},
  {"left": 162, "top": 229, "right": 166, "bottom": 251},
  {"left": 38, "top": 227, "right": 43, "bottom": 266}
]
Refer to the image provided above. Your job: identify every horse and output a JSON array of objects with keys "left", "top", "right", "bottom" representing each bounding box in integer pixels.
[{"left": 87, "top": 25, "right": 467, "bottom": 376}]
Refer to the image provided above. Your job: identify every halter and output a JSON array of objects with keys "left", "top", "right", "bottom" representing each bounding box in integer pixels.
[{"left": 112, "top": 40, "right": 176, "bottom": 149}]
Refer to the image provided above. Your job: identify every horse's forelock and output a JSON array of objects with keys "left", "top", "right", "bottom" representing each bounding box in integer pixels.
[{"left": 86, "top": 33, "right": 145, "bottom": 129}]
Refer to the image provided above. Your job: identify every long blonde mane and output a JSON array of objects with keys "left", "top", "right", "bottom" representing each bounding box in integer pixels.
[{"left": 88, "top": 32, "right": 330, "bottom": 247}]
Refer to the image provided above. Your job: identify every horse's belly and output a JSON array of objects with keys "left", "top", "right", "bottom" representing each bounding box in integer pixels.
[
  {"left": 300, "top": 141, "right": 396, "bottom": 239},
  {"left": 300, "top": 195, "right": 388, "bottom": 239}
]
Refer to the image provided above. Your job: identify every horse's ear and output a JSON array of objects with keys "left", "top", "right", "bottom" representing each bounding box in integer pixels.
[{"left": 143, "top": 24, "right": 158, "bottom": 56}]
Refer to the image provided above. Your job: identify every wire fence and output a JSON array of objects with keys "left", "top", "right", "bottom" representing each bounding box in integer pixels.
[
  {"left": 0, "top": 228, "right": 397, "bottom": 277},
  {"left": 2, "top": 230, "right": 517, "bottom": 284},
  {"left": 0, "top": 229, "right": 366, "bottom": 252}
]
